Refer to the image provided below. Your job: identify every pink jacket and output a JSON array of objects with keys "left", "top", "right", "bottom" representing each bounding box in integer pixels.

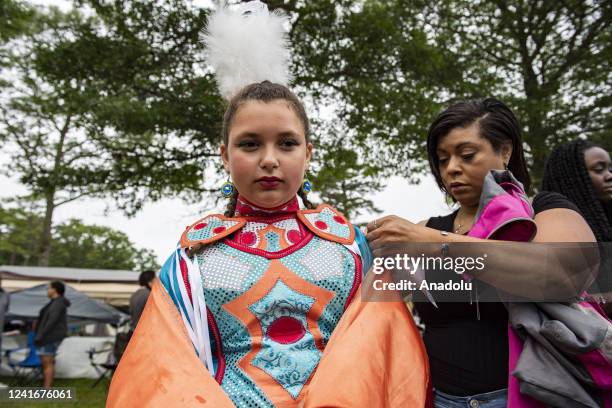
[{"left": 468, "top": 170, "right": 611, "bottom": 407}]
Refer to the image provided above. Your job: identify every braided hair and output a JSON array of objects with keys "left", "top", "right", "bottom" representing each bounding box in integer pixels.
[
  {"left": 297, "top": 187, "right": 315, "bottom": 210},
  {"left": 224, "top": 188, "right": 239, "bottom": 217},
  {"left": 542, "top": 139, "right": 612, "bottom": 242}
]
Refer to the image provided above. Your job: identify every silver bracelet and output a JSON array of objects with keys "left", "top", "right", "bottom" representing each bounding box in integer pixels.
[{"left": 440, "top": 231, "right": 449, "bottom": 256}]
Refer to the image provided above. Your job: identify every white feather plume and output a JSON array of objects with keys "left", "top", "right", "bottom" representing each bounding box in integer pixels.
[{"left": 203, "top": 1, "right": 292, "bottom": 100}]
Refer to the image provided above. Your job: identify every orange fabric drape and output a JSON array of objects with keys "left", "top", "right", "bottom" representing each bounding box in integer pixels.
[
  {"left": 303, "top": 273, "right": 430, "bottom": 407},
  {"left": 107, "top": 274, "right": 429, "bottom": 407},
  {"left": 107, "top": 279, "right": 234, "bottom": 408}
]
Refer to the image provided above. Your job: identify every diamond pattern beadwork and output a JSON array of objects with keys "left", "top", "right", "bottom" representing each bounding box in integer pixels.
[{"left": 249, "top": 281, "right": 320, "bottom": 399}]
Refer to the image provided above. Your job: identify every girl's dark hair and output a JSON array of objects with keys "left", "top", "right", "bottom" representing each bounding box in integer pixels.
[
  {"left": 221, "top": 81, "right": 310, "bottom": 145},
  {"left": 542, "top": 139, "right": 612, "bottom": 242},
  {"left": 222, "top": 81, "right": 314, "bottom": 216},
  {"left": 426, "top": 97, "right": 531, "bottom": 194},
  {"left": 50, "top": 280, "right": 65, "bottom": 296}
]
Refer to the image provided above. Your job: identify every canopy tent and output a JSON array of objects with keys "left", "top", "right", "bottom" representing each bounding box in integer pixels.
[
  {"left": 0, "top": 265, "right": 140, "bottom": 307},
  {"left": 0, "top": 265, "right": 139, "bottom": 282},
  {"left": 5, "top": 283, "right": 128, "bottom": 325}
]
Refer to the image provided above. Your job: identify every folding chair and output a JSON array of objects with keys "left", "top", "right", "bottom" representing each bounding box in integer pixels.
[
  {"left": 4, "top": 331, "right": 43, "bottom": 385},
  {"left": 88, "top": 331, "right": 130, "bottom": 388}
]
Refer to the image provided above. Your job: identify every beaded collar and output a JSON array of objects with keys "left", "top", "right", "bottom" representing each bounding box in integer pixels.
[{"left": 234, "top": 195, "right": 300, "bottom": 217}]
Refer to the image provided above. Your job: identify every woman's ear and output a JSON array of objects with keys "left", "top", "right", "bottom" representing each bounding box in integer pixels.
[
  {"left": 220, "top": 144, "right": 230, "bottom": 172},
  {"left": 501, "top": 143, "right": 513, "bottom": 165}
]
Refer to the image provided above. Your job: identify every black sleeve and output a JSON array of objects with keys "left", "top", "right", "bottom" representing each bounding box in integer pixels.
[
  {"left": 35, "top": 312, "right": 49, "bottom": 343},
  {"left": 35, "top": 302, "right": 62, "bottom": 342},
  {"left": 532, "top": 191, "right": 581, "bottom": 215}
]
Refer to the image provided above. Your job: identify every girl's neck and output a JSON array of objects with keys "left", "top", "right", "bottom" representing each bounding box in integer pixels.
[{"left": 235, "top": 195, "right": 299, "bottom": 216}]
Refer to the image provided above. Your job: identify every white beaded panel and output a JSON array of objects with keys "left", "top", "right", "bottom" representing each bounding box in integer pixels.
[
  {"left": 301, "top": 240, "right": 345, "bottom": 280},
  {"left": 197, "top": 246, "right": 252, "bottom": 291}
]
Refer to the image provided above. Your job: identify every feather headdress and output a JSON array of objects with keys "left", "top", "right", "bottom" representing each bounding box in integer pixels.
[{"left": 202, "top": 1, "right": 292, "bottom": 100}]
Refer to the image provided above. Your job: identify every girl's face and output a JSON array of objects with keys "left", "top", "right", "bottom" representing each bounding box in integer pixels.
[
  {"left": 221, "top": 100, "right": 312, "bottom": 209},
  {"left": 584, "top": 146, "right": 612, "bottom": 202},
  {"left": 437, "top": 123, "right": 511, "bottom": 208}
]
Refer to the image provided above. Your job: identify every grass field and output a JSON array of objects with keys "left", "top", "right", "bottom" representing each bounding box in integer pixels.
[{"left": 0, "top": 376, "right": 108, "bottom": 408}]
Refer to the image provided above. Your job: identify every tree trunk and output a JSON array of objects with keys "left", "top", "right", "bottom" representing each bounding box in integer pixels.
[
  {"left": 37, "top": 115, "right": 71, "bottom": 266},
  {"left": 38, "top": 190, "right": 55, "bottom": 266},
  {"left": 522, "top": 69, "right": 551, "bottom": 193}
]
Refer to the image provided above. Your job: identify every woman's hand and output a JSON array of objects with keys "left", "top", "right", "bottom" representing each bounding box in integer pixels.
[{"left": 366, "top": 216, "right": 435, "bottom": 255}]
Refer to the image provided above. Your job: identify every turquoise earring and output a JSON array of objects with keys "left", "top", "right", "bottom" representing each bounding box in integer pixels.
[
  {"left": 301, "top": 179, "right": 312, "bottom": 195},
  {"left": 220, "top": 178, "right": 235, "bottom": 198}
]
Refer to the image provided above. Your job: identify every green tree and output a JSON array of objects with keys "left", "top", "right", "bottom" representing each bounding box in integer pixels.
[
  {"left": 0, "top": 204, "right": 42, "bottom": 265},
  {"left": 0, "top": 0, "right": 36, "bottom": 43},
  {"left": 289, "top": 0, "right": 476, "bottom": 178},
  {"left": 50, "top": 219, "right": 159, "bottom": 270},
  {"left": 0, "top": 2, "right": 219, "bottom": 264},
  {"left": 1, "top": 8, "right": 118, "bottom": 265},
  {"left": 425, "top": 0, "right": 612, "bottom": 184},
  {"left": 314, "top": 139, "right": 383, "bottom": 217},
  {"left": 4, "top": 0, "right": 609, "bottom": 234},
  {"left": 0, "top": 206, "right": 159, "bottom": 270},
  {"left": 19, "top": 1, "right": 402, "bottom": 219},
  {"left": 289, "top": 0, "right": 611, "bottom": 188},
  {"left": 47, "top": 0, "right": 223, "bottom": 209}
]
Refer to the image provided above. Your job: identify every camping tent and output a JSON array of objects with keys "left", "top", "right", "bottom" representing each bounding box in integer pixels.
[{"left": 6, "top": 283, "right": 128, "bottom": 325}]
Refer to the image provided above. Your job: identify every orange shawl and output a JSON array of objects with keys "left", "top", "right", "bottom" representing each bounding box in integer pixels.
[{"left": 107, "top": 276, "right": 429, "bottom": 407}]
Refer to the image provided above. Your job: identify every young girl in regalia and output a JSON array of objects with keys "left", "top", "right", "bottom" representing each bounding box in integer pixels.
[{"left": 107, "top": 2, "right": 428, "bottom": 407}]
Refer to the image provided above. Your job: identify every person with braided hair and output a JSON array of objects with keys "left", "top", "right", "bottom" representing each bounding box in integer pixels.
[
  {"left": 108, "top": 71, "right": 428, "bottom": 408},
  {"left": 366, "top": 98, "right": 602, "bottom": 407},
  {"left": 108, "top": 2, "right": 429, "bottom": 407},
  {"left": 542, "top": 139, "right": 612, "bottom": 312},
  {"left": 542, "top": 139, "right": 611, "bottom": 242}
]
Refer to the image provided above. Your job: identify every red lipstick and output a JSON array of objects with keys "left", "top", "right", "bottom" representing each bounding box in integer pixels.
[{"left": 256, "top": 176, "right": 282, "bottom": 189}]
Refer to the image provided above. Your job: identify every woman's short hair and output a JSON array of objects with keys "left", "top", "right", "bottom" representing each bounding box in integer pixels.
[{"left": 426, "top": 97, "right": 531, "bottom": 194}]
